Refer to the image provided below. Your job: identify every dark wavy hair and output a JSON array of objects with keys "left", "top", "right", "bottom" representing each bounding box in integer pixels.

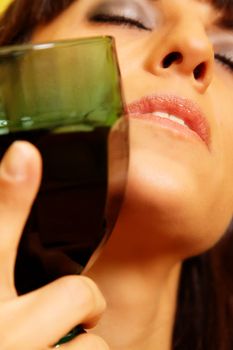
[{"left": 0, "top": 1, "right": 233, "bottom": 349}]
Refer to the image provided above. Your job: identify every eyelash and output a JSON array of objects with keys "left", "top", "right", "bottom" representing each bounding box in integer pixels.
[
  {"left": 90, "top": 14, "right": 151, "bottom": 31},
  {"left": 214, "top": 54, "right": 233, "bottom": 73}
]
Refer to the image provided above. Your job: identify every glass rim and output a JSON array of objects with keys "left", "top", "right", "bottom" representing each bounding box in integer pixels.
[{"left": 0, "top": 35, "right": 114, "bottom": 55}]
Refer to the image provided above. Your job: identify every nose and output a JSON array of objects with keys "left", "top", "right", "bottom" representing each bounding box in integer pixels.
[{"left": 146, "top": 20, "right": 214, "bottom": 92}]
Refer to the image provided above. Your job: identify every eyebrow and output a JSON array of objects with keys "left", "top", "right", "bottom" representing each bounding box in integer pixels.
[
  {"left": 198, "top": 0, "right": 233, "bottom": 30},
  {"left": 148, "top": 0, "right": 233, "bottom": 31},
  {"left": 212, "top": 4, "right": 233, "bottom": 31},
  {"left": 216, "top": 17, "right": 233, "bottom": 30}
]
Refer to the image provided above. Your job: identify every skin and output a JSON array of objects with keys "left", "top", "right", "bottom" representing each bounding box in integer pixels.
[{"left": 0, "top": 0, "right": 232, "bottom": 349}]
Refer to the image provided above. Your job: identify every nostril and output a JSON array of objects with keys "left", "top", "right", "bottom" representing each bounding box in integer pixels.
[
  {"left": 162, "top": 52, "right": 183, "bottom": 68},
  {"left": 193, "top": 62, "right": 206, "bottom": 80}
]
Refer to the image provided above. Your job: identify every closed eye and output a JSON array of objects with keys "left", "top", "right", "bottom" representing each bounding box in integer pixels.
[
  {"left": 89, "top": 14, "right": 151, "bottom": 31},
  {"left": 215, "top": 54, "right": 233, "bottom": 73}
]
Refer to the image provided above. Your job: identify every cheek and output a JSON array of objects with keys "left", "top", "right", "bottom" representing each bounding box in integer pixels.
[{"left": 210, "top": 77, "right": 233, "bottom": 206}]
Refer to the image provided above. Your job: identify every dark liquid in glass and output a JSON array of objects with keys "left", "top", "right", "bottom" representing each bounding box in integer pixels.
[{"left": 0, "top": 125, "right": 126, "bottom": 295}]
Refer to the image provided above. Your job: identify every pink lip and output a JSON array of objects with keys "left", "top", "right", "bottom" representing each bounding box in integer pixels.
[{"left": 126, "top": 95, "right": 210, "bottom": 147}]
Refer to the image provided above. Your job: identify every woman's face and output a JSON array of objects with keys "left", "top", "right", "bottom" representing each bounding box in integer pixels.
[{"left": 33, "top": 0, "right": 233, "bottom": 258}]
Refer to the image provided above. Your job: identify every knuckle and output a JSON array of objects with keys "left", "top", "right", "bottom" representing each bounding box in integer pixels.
[
  {"left": 57, "top": 276, "right": 102, "bottom": 313},
  {"left": 79, "top": 276, "right": 106, "bottom": 312},
  {"left": 0, "top": 179, "right": 17, "bottom": 206},
  {"left": 0, "top": 178, "right": 29, "bottom": 213},
  {"left": 57, "top": 275, "right": 88, "bottom": 298}
]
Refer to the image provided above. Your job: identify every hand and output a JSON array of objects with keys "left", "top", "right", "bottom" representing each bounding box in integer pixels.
[{"left": 0, "top": 142, "right": 108, "bottom": 349}]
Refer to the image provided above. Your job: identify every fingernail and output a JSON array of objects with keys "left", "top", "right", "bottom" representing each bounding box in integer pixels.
[{"left": 0, "top": 141, "right": 29, "bottom": 180}]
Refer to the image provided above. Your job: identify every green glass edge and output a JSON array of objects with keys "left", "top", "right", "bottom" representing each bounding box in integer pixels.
[{"left": 0, "top": 36, "right": 114, "bottom": 55}]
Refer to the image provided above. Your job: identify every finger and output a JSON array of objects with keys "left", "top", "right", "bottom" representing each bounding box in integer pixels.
[
  {"left": 57, "top": 333, "right": 109, "bottom": 350},
  {"left": 0, "top": 276, "right": 106, "bottom": 349},
  {"left": 0, "top": 141, "right": 42, "bottom": 299}
]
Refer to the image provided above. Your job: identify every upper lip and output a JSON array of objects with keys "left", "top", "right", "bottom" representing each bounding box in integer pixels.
[{"left": 126, "top": 95, "right": 211, "bottom": 147}]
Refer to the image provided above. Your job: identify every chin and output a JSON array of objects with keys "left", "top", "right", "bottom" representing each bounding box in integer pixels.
[
  {"left": 119, "top": 151, "right": 232, "bottom": 261},
  {"left": 119, "top": 118, "right": 233, "bottom": 260}
]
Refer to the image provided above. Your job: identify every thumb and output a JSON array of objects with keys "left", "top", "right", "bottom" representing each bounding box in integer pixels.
[{"left": 0, "top": 141, "right": 42, "bottom": 300}]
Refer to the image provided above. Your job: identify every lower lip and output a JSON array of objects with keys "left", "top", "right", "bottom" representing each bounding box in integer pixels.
[{"left": 129, "top": 113, "right": 205, "bottom": 145}]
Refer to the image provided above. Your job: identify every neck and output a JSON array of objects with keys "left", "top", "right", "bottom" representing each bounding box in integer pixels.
[{"left": 85, "top": 225, "right": 181, "bottom": 350}]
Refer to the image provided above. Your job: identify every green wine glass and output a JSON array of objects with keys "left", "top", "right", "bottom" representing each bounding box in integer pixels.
[{"left": 0, "top": 36, "right": 128, "bottom": 346}]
